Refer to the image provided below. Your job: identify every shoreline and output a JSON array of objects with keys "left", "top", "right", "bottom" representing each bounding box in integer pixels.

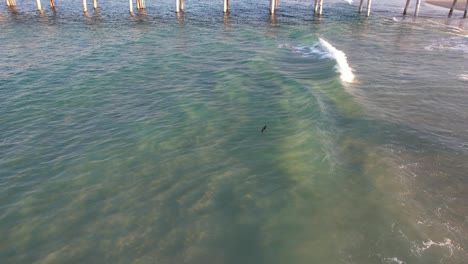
[{"left": 425, "top": 0, "right": 466, "bottom": 11}]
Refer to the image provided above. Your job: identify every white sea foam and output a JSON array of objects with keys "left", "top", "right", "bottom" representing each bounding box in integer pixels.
[
  {"left": 384, "top": 257, "right": 406, "bottom": 264},
  {"left": 344, "top": 0, "right": 353, "bottom": 4},
  {"left": 290, "top": 44, "right": 323, "bottom": 57},
  {"left": 286, "top": 39, "right": 355, "bottom": 83},
  {"left": 319, "top": 38, "right": 355, "bottom": 83},
  {"left": 411, "top": 238, "right": 457, "bottom": 256},
  {"left": 458, "top": 73, "right": 468, "bottom": 81}
]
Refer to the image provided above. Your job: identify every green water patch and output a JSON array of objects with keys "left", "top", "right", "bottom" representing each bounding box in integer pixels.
[{"left": 3, "top": 19, "right": 467, "bottom": 264}]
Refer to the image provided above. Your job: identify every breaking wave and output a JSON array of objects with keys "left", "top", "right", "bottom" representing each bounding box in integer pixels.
[
  {"left": 318, "top": 38, "right": 355, "bottom": 83},
  {"left": 288, "top": 38, "right": 355, "bottom": 83}
]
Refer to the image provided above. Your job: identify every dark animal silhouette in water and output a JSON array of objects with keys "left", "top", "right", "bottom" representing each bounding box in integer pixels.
[{"left": 261, "top": 125, "right": 267, "bottom": 133}]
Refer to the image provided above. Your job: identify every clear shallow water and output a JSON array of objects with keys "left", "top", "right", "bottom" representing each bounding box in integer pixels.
[{"left": 1, "top": 1, "right": 468, "bottom": 263}]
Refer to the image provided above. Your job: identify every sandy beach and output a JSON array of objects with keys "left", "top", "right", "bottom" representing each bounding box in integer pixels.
[{"left": 426, "top": 0, "right": 467, "bottom": 11}]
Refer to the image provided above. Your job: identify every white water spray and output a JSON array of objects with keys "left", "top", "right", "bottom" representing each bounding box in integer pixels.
[{"left": 319, "top": 38, "right": 355, "bottom": 83}]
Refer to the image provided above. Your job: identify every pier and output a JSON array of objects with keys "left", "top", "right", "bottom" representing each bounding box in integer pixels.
[{"left": 3, "top": 0, "right": 468, "bottom": 18}]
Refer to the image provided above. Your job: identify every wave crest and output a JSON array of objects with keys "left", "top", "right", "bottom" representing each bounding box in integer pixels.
[
  {"left": 285, "top": 38, "right": 355, "bottom": 83},
  {"left": 318, "top": 38, "right": 355, "bottom": 83}
]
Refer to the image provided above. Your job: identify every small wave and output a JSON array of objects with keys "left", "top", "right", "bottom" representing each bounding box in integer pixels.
[
  {"left": 343, "top": 0, "right": 353, "bottom": 4},
  {"left": 286, "top": 39, "right": 355, "bottom": 83},
  {"left": 319, "top": 38, "right": 355, "bottom": 83}
]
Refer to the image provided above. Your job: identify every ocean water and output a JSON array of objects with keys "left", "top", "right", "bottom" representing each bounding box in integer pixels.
[{"left": 1, "top": 0, "right": 468, "bottom": 263}]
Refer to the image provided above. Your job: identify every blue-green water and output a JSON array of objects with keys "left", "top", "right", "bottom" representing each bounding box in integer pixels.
[{"left": 1, "top": 0, "right": 468, "bottom": 263}]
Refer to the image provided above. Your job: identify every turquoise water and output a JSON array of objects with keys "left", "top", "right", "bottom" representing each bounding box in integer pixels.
[{"left": 1, "top": 1, "right": 468, "bottom": 263}]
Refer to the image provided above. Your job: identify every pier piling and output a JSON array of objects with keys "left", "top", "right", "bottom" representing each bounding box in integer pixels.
[
  {"left": 36, "top": 0, "right": 42, "bottom": 11},
  {"left": 448, "top": 0, "right": 458, "bottom": 17},
  {"left": 223, "top": 0, "right": 228, "bottom": 13},
  {"left": 358, "top": 0, "right": 371, "bottom": 16},
  {"left": 49, "top": 0, "right": 56, "bottom": 11},
  {"left": 82, "top": 0, "right": 88, "bottom": 13},
  {"left": 403, "top": 0, "right": 410, "bottom": 15},
  {"left": 314, "top": 0, "right": 323, "bottom": 15},
  {"left": 464, "top": 0, "right": 467, "bottom": 18},
  {"left": 6, "top": 0, "right": 17, "bottom": 7},
  {"left": 135, "top": 0, "right": 145, "bottom": 10},
  {"left": 414, "top": 0, "right": 421, "bottom": 16},
  {"left": 366, "top": 0, "right": 371, "bottom": 16},
  {"left": 1, "top": 0, "right": 463, "bottom": 19}
]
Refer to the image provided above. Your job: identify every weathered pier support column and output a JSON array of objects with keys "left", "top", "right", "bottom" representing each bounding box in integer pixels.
[
  {"left": 176, "top": 0, "right": 181, "bottom": 13},
  {"left": 358, "top": 0, "right": 371, "bottom": 16},
  {"left": 6, "top": 0, "right": 17, "bottom": 8},
  {"left": 448, "top": 0, "right": 458, "bottom": 17},
  {"left": 366, "top": 0, "right": 372, "bottom": 16},
  {"left": 414, "top": 0, "right": 421, "bottom": 16},
  {"left": 402, "top": 0, "right": 422, "bottom": 17},
  {"left": 275, "top": 0, "right": 279, "bottom": 10},
  {"left": 49, "top": 0, "right": 56, "bottom": 11},
  {"left": 403, "top": 0, "right": 411, "bottom": 15},
  {"left": 464, "top": 0, "right": 468, "bottom": 18},
  {"left": 223, "top": 0, "right": 228, "bottom": 13},
  {"left": 129, "top": 0, "right": 133, "bottom": 13},
  {"left": 270, "top": 0, "right": 277, "bottom": 14},
  {"left": 135, "top": 0, "right": 145, "bottom": 10},
  {"left": 180, "top": 0, "right": 184, "bottom": 11},
  {"left": 82, "top": 0, "right": 88, "bottom": 14},
  {"left": 314, "top": 0, "right": 323, "bottom": 15},
  {"left": 93, "top": 0, "right": 98, "bottom": 10},
  {"left": 36, "top": 0, "right": 43, "bottom": 11}
]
